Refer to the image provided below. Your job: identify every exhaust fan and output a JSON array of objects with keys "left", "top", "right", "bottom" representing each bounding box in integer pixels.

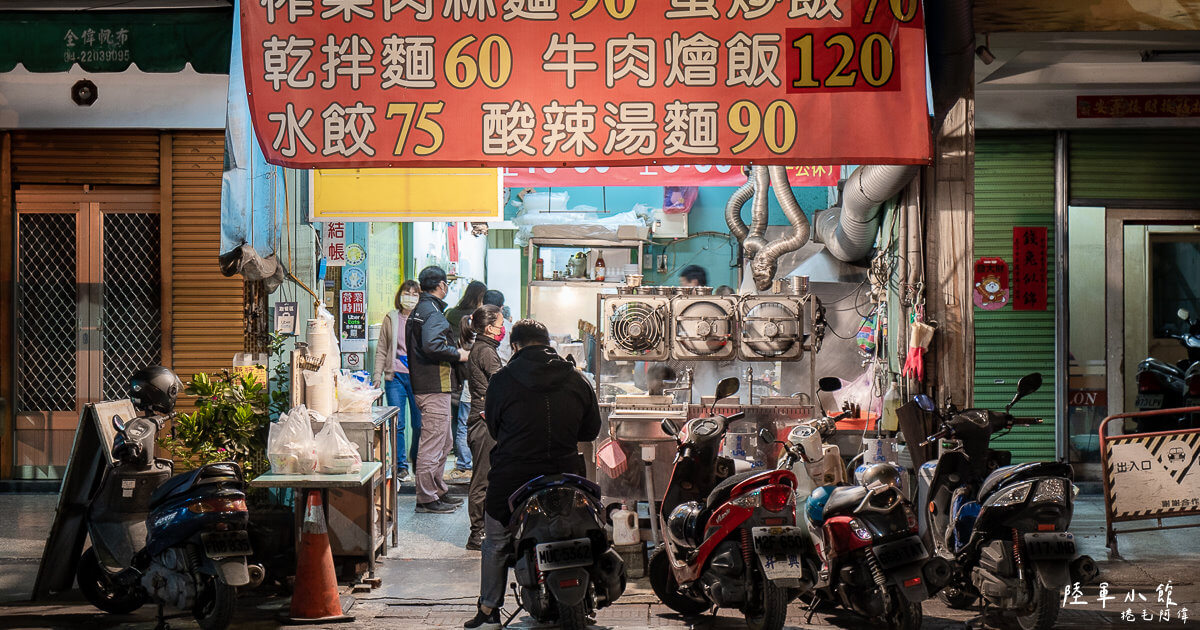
[
  {"left": 671, "top": 295, "right": 737, "bottom": 361},
  {"left": 738, "top": 296, "right": 805, "bottom": 361},
  {"left": 601, "top": 295, "right": 671, "bottom": 361}
]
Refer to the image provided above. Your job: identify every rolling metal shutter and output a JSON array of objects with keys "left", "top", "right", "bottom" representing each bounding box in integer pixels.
[
  {"left": 170, "top": 131, "right": 244, "bottom": 380},
  {"left": 974, "top": 132, "right": 1057, "bottom": 462},
  {"left": 10, "top": 131, "right": 159, "bottom": 185},
  {"left": 1069, "top": 130, "right": 1200, "bottom": 202}
]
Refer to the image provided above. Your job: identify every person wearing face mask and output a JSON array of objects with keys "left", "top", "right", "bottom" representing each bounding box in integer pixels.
[
  {"left": 463, "top": 303, "right": 505, "bottom": 550},
  {"left": 374, "top": 279, "right": 423, "bottom": 482}
]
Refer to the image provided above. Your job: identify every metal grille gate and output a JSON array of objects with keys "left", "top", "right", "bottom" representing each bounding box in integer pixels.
[
  {"left": 16, "top": 214, "right": 78, "bottom": 413},
  {"left": 101, "top": 213, "right": 162, "bottom": 401},
  {"left": 13, "top": 188, "right": 161, "bottom": 478}
]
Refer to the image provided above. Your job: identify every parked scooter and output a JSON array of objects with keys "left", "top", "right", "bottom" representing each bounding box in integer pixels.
[
  {"left": 1134, "top": 308, "right": 1200, "bottom": 432},
  {"left": 507, "top": 472, "right": 626, "bottom": 629},
  {"left": 910, "top": 373, "right": 1099, "bottom": 630},
  {"left": 649, "top": 378, "right": 808, "bottom": 630},
  {"left": 775, "top": 381, "right": 951, "bottom": 630},
  {"left": 76, "top": 366, "right": 257, "bottom": 630}
]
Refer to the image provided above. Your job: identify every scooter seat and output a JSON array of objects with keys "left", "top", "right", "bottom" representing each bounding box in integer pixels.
[
  {"left": 150, "top": 462, "right": 242, "bottom": 508},
  {"left": 506, "top": 473, "right": 600, "bottom": 514},
  {"left": 705, "top": 471, "right": 766, "bottom": 509},
  {"left": 820, "top": 485, "right": 869, "bottom": 520}
]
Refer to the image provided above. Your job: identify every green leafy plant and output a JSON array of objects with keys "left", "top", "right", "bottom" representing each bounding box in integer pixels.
[{"left": 159, "top": 332, "right": 294, "bottom": 479}]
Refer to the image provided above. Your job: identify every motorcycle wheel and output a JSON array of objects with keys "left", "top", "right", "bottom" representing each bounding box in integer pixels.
[
  {"left": 1010, "top": 585, "right": 1059, "bottom": 630},
  {"left": 194, "top": 574, "right": 237, "bottom": 630},
  {"left": 888, "top": 600, "right": 923, "bottom": 630},
  {"left": 557, "top": 601, "right": 590, "bottom": 630},
  {"left": 744, "top": 577, "right": 787, "bottom": 630},
  {"left": 647, "top": 546, "right": 709, "bottom": 617},
  {"left": 76, "top": 548, "right": 147, "bottom": 614},
  {"left": 938, "top": 586, "right": 977, "bottom": 609}
]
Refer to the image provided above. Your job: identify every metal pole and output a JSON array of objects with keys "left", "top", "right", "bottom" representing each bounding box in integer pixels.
[
  {"left": 642, "top": 445, "right": 660, "bottom": 546},
  {"left": 1054, "top": 131, "right": 1069, "bottom": 463}
]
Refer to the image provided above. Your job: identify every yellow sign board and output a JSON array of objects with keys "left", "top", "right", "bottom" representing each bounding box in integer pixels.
[{"left": 312, "top": 168, "right": 503, "bottom": 222}]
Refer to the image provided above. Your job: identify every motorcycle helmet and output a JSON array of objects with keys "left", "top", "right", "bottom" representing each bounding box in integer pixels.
[
  {"left": 665, "top": 501, "right": 705, "bottom": 549},
  {"left": 861, "top": 463, "right": 903, "bottom": 489},
  {"left": 130, "top": 365, "right": 183, "bottom": 415},
  {"left": 806, "top": 485, "right": 835, "bottom": 525}
]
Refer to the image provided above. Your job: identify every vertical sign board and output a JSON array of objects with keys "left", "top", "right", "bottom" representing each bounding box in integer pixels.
[
  {"left": 1012, "top": 227, "right": 1048, "bottom": 311},
  {"left": 274, "top": 301, "right": 298, "bottom": 335},
  {"left": 323, "top": 220, "right": 347, "bottom": 266},
  {"left": 340, "top": 290, "right": 368, "bottom": 354}
]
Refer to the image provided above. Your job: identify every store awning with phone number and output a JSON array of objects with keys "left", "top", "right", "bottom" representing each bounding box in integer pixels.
[{"left": 0, "top": 10, "right": 231, "bottom": 74}]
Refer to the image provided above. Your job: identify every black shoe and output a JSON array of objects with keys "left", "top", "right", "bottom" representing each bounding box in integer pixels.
[
  {"left": 463, "top": 605, "right": 500, "bottom": 629},
  {"left": 415, "top": 499, "right": 457, "bottom": 514},
  {"left": 439, "top": 492, "right": 464, "bottom": 506},
  {"left": 465, "top": 531, "right": 484, "bottom": 551}
]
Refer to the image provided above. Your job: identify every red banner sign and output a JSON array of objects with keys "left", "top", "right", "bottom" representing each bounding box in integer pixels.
[
  {"left": 240, "top": 0, "right": 929, "bottom": 169},
  {"left": 1012, "top": 227, "right": 1048, "bottom": 311},
  {"left": 502, "top": 164, "right": 839, "bottom": 187}
]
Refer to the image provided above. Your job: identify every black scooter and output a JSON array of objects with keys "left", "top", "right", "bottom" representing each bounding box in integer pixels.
[
  {"left": 1134, "top": 308, "right": 1200, "bottom": 432},
  {"left": 909, "top": 373, "right": 1098, "bottom": 630},
  {"left": 78, "top": 407, "right": 257, "bottom": 630},
  {"left": 507, "top": 473, "right": 626, "bottom": 630}
]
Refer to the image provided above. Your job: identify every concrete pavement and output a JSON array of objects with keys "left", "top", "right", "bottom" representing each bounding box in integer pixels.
[{"left": 2, "top": 490, "right": 1199, "bottom": 629}]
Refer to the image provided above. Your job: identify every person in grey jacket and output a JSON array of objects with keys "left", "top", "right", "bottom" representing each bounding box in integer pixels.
[
  {"left": 372, "top": 279, "right": 422, "bottom": 481},
  {"left": 407, "top": 266, "right": 470, "bottom": 514},
  {"left": 463, "top": 304, "right": 505, "bottom": 550}
]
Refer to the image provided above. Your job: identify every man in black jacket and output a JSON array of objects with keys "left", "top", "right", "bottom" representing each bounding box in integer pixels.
[
  {"left": 407, "top": 266, "right": 470, "bottom": 514},
  {"left": 464, "top": 319, "right": 601, "bottom": 629}
]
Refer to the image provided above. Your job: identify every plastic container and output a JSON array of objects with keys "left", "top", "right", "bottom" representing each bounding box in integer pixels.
[{"left": 612, "top": 504, "right": 640, "bottom": 546}]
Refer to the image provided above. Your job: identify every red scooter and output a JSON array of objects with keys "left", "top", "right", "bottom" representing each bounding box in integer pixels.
[{"left": 648, "top": 378, "right": 809, "bottom": 630}]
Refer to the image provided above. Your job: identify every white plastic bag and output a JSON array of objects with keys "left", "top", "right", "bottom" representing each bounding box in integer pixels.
[
  {"left": 336, "top": 371, "right": 383, "bottom": 413},
  {"left": 267, "top": 405, "right": 318, "bottom": 475},
  {"left": 314, "top": 417, "right": 362, "bottom": 474}
]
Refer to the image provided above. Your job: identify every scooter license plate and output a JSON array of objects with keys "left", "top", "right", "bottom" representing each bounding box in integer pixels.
[
  {"left": 1136, "top": 394, "right": 1164, "bottom": 409},
  {"left": 535, "top": 538, "right": 593, "bottom": 571},
  {"left": 1023, "top": 532, "right": 1076, "bottom": 559},
  {"left": 751, "top": 527, "right": 805, "bottom": 580},
  {"left": 872, "top": 536, "right": 928, "bottom": 570},
  {"left": 201, "top": 531, "right": 252, "bottom": 558}
]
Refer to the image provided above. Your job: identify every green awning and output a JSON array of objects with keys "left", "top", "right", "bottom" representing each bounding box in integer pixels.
[{"left": 0, "top": 9, "right": 232, "bottom": 74}]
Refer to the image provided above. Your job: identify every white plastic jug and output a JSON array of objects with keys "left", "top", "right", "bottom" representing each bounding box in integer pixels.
[{"left": 612, "top": 504, "right": 640, "bottom": 546}]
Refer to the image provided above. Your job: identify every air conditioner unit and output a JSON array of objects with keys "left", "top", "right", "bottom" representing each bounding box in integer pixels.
[
  {"left": 601, "top": 295, "right": 671, "bottom": 362},
  {"left": 738, "top": 296, "right": 805, "bottom": 361},
  {"left": 670, "top": 295, "right": 737, "bottom": 361}
]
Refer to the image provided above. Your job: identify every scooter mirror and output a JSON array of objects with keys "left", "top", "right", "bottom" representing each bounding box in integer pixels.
[
  {"left": 713, "top": 377, "right": 740, "bottom": 403},
  {"left": 1008, "top": 372, "right": 1043, "bottom": 410},
  {"left": 818, "top": 377, "right": 842, "bottom": 392},
  {"left": 660, "top": 418, "right": 680, "bottom": 439},
  {"left": 1179, "top": 308, "right": 1191, "bottom": 321},
  {"left": 914, "top": 394, "right": 936, "bottom": 413},
  {"left": 112, "top": 414, "right": 126, "bottom": 433}
]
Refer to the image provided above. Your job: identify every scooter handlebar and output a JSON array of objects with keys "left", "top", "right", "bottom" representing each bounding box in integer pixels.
[{"left": 1011, "top": 416, "right": 1043, "bottom": 426}]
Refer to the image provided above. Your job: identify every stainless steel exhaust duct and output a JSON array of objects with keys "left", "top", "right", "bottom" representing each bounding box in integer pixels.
[
  {"left": 816, "top": 0, "right": 974, "bottom": 263},
  {"left": 751, "top": 165, "right": 813, "bottom": 290},
  {"left": 724, "top": 169, "right": 755, "bottom": 245},
  {"left": 744, "top": 166, "right": 771, "bottom": 257}
]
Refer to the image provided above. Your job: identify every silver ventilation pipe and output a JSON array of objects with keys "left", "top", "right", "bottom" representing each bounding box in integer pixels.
[
  {"left": 816, "top": 0, "right": 974, "bottom": 263},
  {"left": 744, "top": 166, "right": 771, "bottom": 257},
  {"left": 751, "top": 165, "right": 813, "bottom": 290},
  {"left": 724, "top": 170, "right": 755, "bottom": 245}
]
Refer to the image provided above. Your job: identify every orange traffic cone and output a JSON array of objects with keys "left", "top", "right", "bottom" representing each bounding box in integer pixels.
[{"left": 280, "top": 490, "right": 355, "bottom": 624}]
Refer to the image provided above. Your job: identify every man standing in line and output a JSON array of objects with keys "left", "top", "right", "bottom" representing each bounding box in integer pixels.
[{"left": 407, "top": 266, "right": 470, "bottom": 514}]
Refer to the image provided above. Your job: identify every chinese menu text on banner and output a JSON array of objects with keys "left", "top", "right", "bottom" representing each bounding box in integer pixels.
[{"left": 240, "top": 0, "right": 930, "bottom": 168}]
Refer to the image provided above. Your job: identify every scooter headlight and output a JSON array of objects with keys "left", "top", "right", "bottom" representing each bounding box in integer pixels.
[
  {"left": 1031, "top": 478, "right": 1067, "bottom": 505},
  {"left": 989, "top": 481, "right": 1034, "bottom": 507}
]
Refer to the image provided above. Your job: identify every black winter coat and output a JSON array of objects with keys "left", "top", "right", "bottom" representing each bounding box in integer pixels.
[
  {"left": 484, "top": 345, "right": 601, "bottom": 523},
  {"left": 405, "top": 293, "right": 462, "bottom": 395},
  {"left": 467, "top": 335, "right": 503, "bottom": 427}
]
